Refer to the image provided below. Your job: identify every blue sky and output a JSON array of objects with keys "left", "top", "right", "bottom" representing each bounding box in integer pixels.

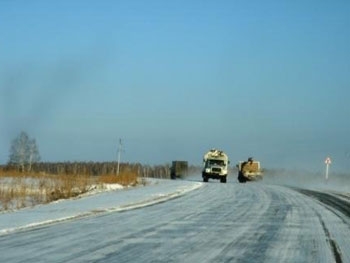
[{"left": 1, "top": 0, "right": 350, "bottom": 172}]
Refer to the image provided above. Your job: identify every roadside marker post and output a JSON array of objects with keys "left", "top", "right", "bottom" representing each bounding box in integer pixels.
[{"left": 324, "top": 157, "right": 331, "bottom": 181}]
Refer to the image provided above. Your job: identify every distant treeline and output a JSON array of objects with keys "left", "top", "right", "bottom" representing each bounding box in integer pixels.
[{"left": 1, "top": 162, "right": 201, "bottom": 179}]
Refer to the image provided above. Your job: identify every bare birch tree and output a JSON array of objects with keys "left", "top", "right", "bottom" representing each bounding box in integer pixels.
[{"left": 8, "top": 131, "right": 41, "bottom": 172}]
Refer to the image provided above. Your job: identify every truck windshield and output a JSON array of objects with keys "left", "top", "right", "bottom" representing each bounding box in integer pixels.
[{"left": 206, "top": 160, "right": 225, "bottom": 166}]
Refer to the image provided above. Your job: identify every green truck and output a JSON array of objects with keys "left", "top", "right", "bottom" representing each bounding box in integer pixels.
[{"left": 170, "top": 161, "right": 188, "bottom": 179}]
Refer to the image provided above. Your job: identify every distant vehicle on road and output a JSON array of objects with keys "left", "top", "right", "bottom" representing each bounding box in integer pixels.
[
  {"left": 170, "top": 161, "right": 188, "bottom": 179},
  {"left": 202, "top": 149, "right": 229, "bottom": 183},
  {"left": 237, "top": 157, "right": 263, "bottom": 183}
]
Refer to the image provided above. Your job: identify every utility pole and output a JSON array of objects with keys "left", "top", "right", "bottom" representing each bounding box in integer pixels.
[
  {"left": 117, "top": 138, "right": 123, "bottom": 175},
  {"left": 324, "top": 157, "right": 331, "bottom": 181}
]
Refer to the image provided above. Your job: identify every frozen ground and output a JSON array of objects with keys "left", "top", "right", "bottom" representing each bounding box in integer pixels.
[
  {"left": 0, "top": 175, "right": 349, "bottom": 263},
  {"left": 0, "top": 178, "right": 202, "bottom": 235}
]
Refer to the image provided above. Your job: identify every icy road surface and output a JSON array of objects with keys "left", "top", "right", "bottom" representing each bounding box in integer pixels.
[{"left": 0, "top": 178, "right": 350, "bottom": 263}]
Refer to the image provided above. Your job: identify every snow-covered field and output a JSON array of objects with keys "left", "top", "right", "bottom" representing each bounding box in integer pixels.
[{"left": 0, "top": 178, "right": 203, "bottom": 236}]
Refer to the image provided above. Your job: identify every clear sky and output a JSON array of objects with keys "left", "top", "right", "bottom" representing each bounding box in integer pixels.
[{"left": 1, "top": 0, "right": 350, "bottom": 172}]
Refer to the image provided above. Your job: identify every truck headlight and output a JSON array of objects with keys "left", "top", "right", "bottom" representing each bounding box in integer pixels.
[{"left": 205, "top": 168, "right": 211, "bottom": 173}]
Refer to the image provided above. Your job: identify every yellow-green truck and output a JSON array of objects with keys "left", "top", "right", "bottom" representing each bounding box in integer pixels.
[{"left": 237, "top": 159, "right": 262, "bottom": 183}]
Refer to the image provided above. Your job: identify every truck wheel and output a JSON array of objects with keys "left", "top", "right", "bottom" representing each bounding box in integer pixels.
[
  {"left": 220, "top": 177, "right": 227, "bottom": 183},
  {"left": 238, "top": 177, "right": 247, "bottom": 183},
  {"left": 202, "top": 172, "right": 208, "bottom": 182},
  {"left": 238, "top": 172, "right": 246, "bottom": 183}
]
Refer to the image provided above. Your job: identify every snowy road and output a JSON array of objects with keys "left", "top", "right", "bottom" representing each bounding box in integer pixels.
[{"left": 1, "top": 179, "right": 349, "bottom": 263}]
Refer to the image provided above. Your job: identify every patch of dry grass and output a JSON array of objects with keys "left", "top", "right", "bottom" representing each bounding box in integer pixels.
[
  {"left": 98, "top": 171, "right": 138, "bottom": 186},
  {"left": 0, "top": 169, "right": 139, "bottom": 211}
]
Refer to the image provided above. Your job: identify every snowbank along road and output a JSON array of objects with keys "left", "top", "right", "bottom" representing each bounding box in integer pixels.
[{"left": 0, "top": 178, "right": 349, "bottom": 263}]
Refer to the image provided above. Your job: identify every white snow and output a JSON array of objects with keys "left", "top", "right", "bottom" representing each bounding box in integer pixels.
[
  {"left": 1, "top": 177, "right": 349, "bottom": 263},
  {"left": 0, "top": 178, "right": 203, "bottom": 236}
]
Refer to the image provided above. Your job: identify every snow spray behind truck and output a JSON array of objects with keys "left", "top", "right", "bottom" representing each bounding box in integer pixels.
[{"left": 202, "top": 149, "right": 229, "bottom": 183}]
